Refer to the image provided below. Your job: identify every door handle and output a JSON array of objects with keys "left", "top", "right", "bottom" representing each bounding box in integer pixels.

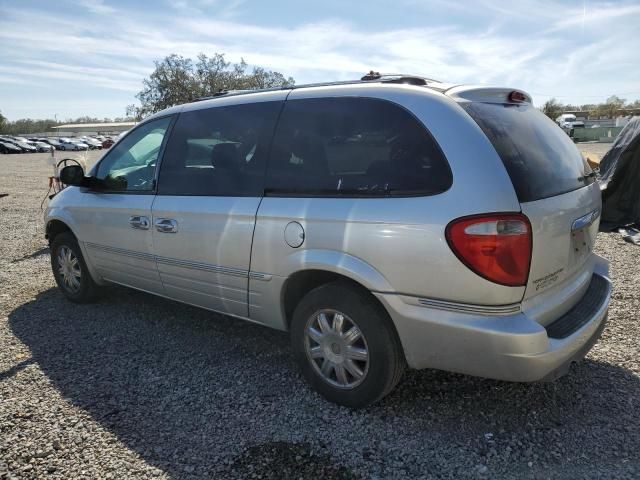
[
  {"left": 129, "top": 215, "right": 150, "bottom": 230},
  {"left": 155, "top": 218, "right": 178, "bottom": 233}
]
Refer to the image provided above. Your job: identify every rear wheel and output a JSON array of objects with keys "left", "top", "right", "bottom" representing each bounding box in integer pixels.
[
  {"left": 291, "top": 281, "right": 406, "bottom": 408},
  {"left": 51, "top": 232, "right": 100, "bottom": 303}
]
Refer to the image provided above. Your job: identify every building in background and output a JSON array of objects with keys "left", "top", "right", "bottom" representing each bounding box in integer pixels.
[{"left": 49, "top": 122, "right": 136, "bottom": 137}]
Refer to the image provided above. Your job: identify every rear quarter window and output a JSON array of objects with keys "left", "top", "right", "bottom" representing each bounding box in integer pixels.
[
  {"left": 462, "top": 102, "right": 594, "bottom": 202},
  {"left": 265, "top": 97, "right": 452, "bottom": 196}
]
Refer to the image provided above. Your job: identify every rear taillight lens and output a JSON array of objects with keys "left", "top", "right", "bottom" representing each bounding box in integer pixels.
[
  {"left": 508, "top": 90, "right": 527, "bottom": 103},
  {"left": 446, "top": 213, "right": 532, "bottom": 287}
]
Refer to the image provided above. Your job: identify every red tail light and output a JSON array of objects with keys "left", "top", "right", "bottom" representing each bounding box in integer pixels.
[
  {"left": 508, "top": 90, "right": 527, "bottom": 103},
  {"left": 446, "top": 213, "right": 532, "bottom": 287}
]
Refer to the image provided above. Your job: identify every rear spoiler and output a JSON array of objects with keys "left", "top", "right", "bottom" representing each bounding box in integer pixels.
[{"left": 446, "top": 86, "right": 533, "bottom": 105}]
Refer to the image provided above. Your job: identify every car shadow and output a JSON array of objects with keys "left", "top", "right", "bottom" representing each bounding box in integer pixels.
[{"left": 8, "top": 287, "right": 640, "bottom": 478}]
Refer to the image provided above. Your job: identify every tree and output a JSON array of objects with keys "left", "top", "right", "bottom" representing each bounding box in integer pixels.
[
  {"left": 0, "top": 111, "right": 6, "bottom": 132},
  {"left": 593, "top": 95, "right": 627, "bottom": 118},
  {"left": 542, "top": 98, "right": 564, "bottom": 120},
  {"left": 0, "top": 118, "right": 58, "bottom": 135},
  {"left": 132, "top": 53, "right": 295, "bottom": 117},
  {"left": 126, "top": 104, "right": 143, "bottom": 121}
]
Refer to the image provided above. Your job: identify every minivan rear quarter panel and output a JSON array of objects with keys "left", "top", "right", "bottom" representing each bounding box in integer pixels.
[{"left": 249, "top": 84, "right": 528, "bottom": 329}]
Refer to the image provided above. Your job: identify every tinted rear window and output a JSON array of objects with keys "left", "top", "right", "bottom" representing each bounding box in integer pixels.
[
  {"left": 265, "top": 97, "right": 452, "bottom": 196},
  {"left": 462, "top": 102, "right": 594, "bottom": 202}
]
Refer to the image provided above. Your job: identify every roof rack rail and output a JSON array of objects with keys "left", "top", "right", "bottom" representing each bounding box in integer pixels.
[
  {"left": 361, "top": 70, "right": 382, "bottom": 80},
  {"left": 360, "top": 71, "right": 441, "bottom": 85},
  {"left": 190, "top": 73, "right": 443, "bottom": 103},
  {"left": 193, "top": 89, "right": 255, "bottom": 102}
]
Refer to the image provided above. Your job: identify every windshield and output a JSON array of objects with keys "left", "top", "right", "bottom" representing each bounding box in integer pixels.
[{"left": 462, "top": 102, "right": 594, "bottom": 202}]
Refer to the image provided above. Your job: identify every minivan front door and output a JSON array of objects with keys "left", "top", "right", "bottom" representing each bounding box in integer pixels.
[
  {"left": 151, "top": 97, "right": 284, "bottom": 318},
  {"left": 78, "top": 116, "right": 173, "bottom": 294}
]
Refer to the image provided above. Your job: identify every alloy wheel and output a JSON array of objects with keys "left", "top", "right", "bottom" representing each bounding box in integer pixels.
[
  {"left": 304, "top": 309, "right": 370, "bottom": 389},
  {"left": 57, "top": 246, "right": 82, "bottom": 293}
]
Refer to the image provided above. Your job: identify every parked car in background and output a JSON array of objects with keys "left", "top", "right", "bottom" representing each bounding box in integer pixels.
[
  {"left": 79, "top": 137, "right": 103, "bottom": 150},
  {"left": 29, "top": 141, "right": 54, "bottom": 152},
  {"left": 3, "top": 139, "right": 37, "bottom": 153},
  {"left": 42, "top": 138, "right": 64, "bottom": 149},
  {"left": 58, "top": 138, "right": 89, "bottom": 151},
  {"left": 72, "top": 140, "right": 91, "bottom": 150},
  {"left": 102, "top": 138, "right": 115, "bottom": 148},
  {"left": 46, "top": 75, "right": 611, "bottom": 407},
  {"left": 0, "top": 141, "right": 23, "bottom": 154}
]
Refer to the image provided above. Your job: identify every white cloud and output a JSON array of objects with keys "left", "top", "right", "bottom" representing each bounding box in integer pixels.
[
  {"left": 0, "top": 0, "right": 639, "bottom": 118},
  {"left": 74, "top": 0, "right": 116, "bottom": 15},
  {"left": 165, "top": 0, "right": 245, "bottom": 18}
]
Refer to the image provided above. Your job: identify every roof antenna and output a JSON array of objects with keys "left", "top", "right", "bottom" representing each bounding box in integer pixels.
[{"left": 361, "top": 70, "right": 381, "bottom": 81}]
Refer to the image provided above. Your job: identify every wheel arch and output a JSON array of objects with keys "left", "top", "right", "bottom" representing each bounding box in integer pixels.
[
  {"left": 273, "top": 249, "right": 396, "bottom": 329},
  {"left": 46, "top": 218, "right": 75, "bottom": 243},
  {"left": 281, "top": 269, "right": 396, "bottom": 335},
  {"left": 45, "top": 216, "right": 105, "bottom": 286}
]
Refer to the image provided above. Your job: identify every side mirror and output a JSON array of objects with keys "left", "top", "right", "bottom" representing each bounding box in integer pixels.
[{"left": 59, "top": 165, "right": 87, "bottom": 187}]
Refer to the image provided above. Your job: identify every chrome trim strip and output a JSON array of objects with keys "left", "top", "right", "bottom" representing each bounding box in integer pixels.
[
  {"left": 85, "top": 242, "right": 156, "bottom": 261},
  {"left": 156, "top": 256, "right": 247, "bottom": 278},
  {"left": 249, "top": 271, "right": 272, "bottom": 281},
  {"left": 417, "top": 297, "right": 521, "bottom": 316},
  {"left": 85, "top": 242, "right": 272, "bottom": 281}
]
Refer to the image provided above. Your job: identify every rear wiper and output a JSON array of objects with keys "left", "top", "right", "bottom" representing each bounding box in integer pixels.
[{"left": 578, "top": 171, "right": 598, "bottom": 182}]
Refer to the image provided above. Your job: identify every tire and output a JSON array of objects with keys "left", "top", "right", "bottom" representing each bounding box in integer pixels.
[
  {"left": 60, "top": 146, "right": 66, "bottom": 151},
  {"left": 50, "top": 232, "right": 100, "bottom": 303},
  {"left": 291, "top": 281, "right": 406, "bottom": 408}
]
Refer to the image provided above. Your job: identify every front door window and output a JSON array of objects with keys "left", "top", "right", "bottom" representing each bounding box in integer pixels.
[{"left": 95, "top": 116, "right": 172, "bottom": 192}]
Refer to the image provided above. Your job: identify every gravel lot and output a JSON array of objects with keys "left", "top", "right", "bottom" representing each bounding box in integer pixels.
[
  {"left": 578, "top": 142, "right": 612, "bottom": 160},
  {"left": 1, "top": 148, "right": 639, "bottom": 479}
]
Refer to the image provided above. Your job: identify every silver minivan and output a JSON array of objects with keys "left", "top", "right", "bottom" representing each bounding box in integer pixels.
[{"left": 46, "top": 75, "right": 611, "bottom": 407}]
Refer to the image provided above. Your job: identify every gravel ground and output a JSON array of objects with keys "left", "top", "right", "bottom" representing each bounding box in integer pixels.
[
  {"left": 579, "top": 142, "right": 612, "bottom": 164},
  {"left": 578, "top": 142, "right": 612, "bottom": 160},
  {"left": 1, "top": 149, "right": 639, "bottom": 479}
]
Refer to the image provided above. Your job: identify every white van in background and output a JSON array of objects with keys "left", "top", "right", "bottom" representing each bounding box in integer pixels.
[{"left": 556, "top": 113, "right": 585, "bottom": 130}]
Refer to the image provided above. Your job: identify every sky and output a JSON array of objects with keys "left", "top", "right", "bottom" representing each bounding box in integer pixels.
[{"left": 0, "top": 0, "right": 639, "bottom": 121}]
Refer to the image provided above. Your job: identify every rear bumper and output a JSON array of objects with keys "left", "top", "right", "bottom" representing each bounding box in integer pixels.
[{"left": 375, "top": 257, "right": 612, "bottom": 382}]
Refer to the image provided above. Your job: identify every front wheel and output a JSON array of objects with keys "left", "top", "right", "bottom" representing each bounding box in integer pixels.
[
  {"left": 51, "top": 232, "right": 100, "bottom": 303},
  {"left": 291, "top": 281, "right": 406, "bottom": 408}
]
